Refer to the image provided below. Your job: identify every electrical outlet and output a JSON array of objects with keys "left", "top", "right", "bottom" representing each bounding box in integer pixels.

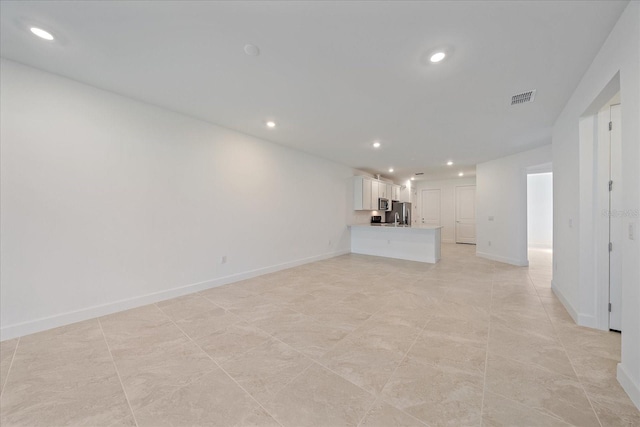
[
  {"left": 569, "top": 218, "right": 573, "bottom": 228},
  {"left": 488, "top": 241, "right": 491, "bottom": 246},
  {"left": 220, "top": 255, "right": 227, "bottom": 264},
  {"left": 488, "top": 216, "right": 494, "bottom": 221},
  {"left": 328, "top": 240, "right": 332, "bottom": 246},
  {"left": 629, "top": 222, "right": 636, "bottom": 241}
]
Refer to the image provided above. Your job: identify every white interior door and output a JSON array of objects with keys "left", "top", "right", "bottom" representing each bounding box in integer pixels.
[
  {"left": 609, "top": 103, "right": 622, "bottom": 331},
  {"left": 456, "top": 185, "right": 476, "bottom": 244},
  {"left": 420, "top": 189, "right": 440, "bottom": 226}
]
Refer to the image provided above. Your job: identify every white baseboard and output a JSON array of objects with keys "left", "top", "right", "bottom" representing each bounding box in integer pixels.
[
  {"left": 0, "top": 249, "right": 350, "bottom": 341},
  {"left": 476, "top": 251, "right": 529, "bottom": 267},
  {"left": 550, "top": 280, "right": 602, "bottom": 330},
  {"left": 550, "top": 279, "right": 579, "bottom": 323},
  {"left": 618, "top": 363, "right": 640, "bottom": 411}
]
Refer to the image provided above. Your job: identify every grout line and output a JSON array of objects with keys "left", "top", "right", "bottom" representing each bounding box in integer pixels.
[
  {"left": 0, "top": 337, "right": 20, "bottom": 397},
  {"left": 97, "top": 318, "right": 140, "bottom": 427},
  {"left": 156, "top": 306, "right": 285, "bottom": 427},
  {"left": 525, "top": 250, "right": 604, "bottom": 427},
  {"left": 479, "top": 263, "right": 495, "bottom": 422},
  {"left": 534, "top": 284, "right": 605, "bottom": 427},
  {"left": 357, "top": 318, "right": 431, "bottom": 427}
]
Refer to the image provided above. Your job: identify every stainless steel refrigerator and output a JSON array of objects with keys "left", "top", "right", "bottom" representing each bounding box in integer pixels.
[{"left": 386, "top": 201, "right": 412, "bottom": 225}]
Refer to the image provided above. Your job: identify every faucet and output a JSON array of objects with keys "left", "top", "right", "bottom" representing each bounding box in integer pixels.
[{"left": 394, "top": 212, "right": 400, "bottom": 226}]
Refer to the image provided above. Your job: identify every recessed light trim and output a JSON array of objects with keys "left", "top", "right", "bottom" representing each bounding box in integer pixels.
[
  {"left": 430, "top": 52, "right": 446, "bottom": 63},
  {"left": 372, "top": 142, "right": 381, "bottom": 148},
  {"left": 411, "top": 177, "right": 415, "bottom": 181},
  {"left": 388, "top": 168, "right": 394, "bottom": 173},
  {"left": 447, "top": 161, "right": 453, "bottom": 166},
  {"left": 458, "top": 172, "right": 464, "bottom": 177},
  {"left": 30, "top": 27, "right": 54, "bottom": 41},
  {"left": 244, "top": 44, "right": 260, "bottom": 56},
  {"left": 266, "top": 121, "right": 276, "bottom": 128}
]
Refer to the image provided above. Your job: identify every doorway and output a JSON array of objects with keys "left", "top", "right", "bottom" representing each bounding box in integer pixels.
[
  {"left": 608, "top": 103, "right": 622, "bottom": 332},
  {"left": 526, "top": 171, "right": 553, "bottom": 292},
  {"left": 455, "top": 185, "right": 476, "bottom": 244},
  {"left": 420, "top": 189, "right": 440, "bottom": 227}
]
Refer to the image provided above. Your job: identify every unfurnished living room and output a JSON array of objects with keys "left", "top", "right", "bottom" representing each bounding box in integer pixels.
[{"left": 1, "top": 1, "right": 639, "bottom": 426}]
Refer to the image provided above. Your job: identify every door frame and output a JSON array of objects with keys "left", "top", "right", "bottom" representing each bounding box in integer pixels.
[{"left": 454, "top": 185, "right": 476, "bottom": 244}]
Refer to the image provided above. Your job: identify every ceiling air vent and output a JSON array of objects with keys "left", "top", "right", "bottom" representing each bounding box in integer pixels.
[
  {"left": 415, "top": 172, "right": 424, "bottom": 176},
  {"left": 511, "top": 90, "right": 536, "bottom": 105}
]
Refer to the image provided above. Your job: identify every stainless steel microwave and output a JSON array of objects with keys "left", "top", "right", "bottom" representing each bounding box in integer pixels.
[{"left": 378, "top": 198, "right": 389, "bottom": 210}]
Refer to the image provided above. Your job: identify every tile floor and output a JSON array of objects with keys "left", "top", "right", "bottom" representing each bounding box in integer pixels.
[{"left": 1, "top": 244, "right": 638, "bottom": 426}]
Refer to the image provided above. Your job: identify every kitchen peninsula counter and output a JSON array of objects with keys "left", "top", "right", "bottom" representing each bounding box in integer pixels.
[{"left": 348, "top": 224, "right": 442, "bottom": 263}]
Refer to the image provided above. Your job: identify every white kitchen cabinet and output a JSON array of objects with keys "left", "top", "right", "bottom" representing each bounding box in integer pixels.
[
  {"left": 371, "top": 180, "right": 380, "bottom": 206},
  {"left": 353, "top": 176, "right": 397, "bottom": 211},
  {"left": 353, "top": 176, "right": 375, "bottom": 210},
  {"left": 391, "top": 185, "right": 401, "bottom": 201}
]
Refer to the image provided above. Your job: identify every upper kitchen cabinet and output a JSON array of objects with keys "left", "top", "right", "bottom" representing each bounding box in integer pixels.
[
  {"left": 353, "top": 176, "right": 397, "bottom": 210},
  {"left": 391, "top": 185, "right": 401, "bottom": 201},
  {"left": 353, "top": 176, "right": 375, "bottom": 210}
]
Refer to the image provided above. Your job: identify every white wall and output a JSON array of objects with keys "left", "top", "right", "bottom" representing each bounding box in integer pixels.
[
  {"left": 527, "top": 173, "right": 553, "bottom": 249},
  {"left": 475, "top": 145, "right": 552, "bottom": 266},
  {"left": 551, "top": 2, "right": 640, "bottom": 408},
  {"left": 415, "top": 177, "right": 476, "bottom": 243},
  {"left": 0, "top": 59, "right": 356, "bottom": 340}
]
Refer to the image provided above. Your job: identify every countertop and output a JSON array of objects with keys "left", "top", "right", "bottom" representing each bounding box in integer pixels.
[{"left": 349, "top": 224, "right": 443, "bottom": 231}]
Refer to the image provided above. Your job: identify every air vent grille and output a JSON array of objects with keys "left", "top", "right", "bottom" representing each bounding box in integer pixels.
[
  {"left": 415, "top": 172, "right": 424, "bottom": 176},
  {"left": 511, "top": 90, "right": 536, "bottom": 105}
]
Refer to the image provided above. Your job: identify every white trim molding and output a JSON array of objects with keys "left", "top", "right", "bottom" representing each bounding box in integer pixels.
[
  {"left": 618, "top": 363, "right": 640, "bottom": 410},
  {"left": 551, "top": 280, "right": 579, "bottom": 323},
  {"left": 0, "top": 249, "right": 349, "bottom": 341},
  {"left": 476, "top": 251, "right": 529, "bottom": 267}
]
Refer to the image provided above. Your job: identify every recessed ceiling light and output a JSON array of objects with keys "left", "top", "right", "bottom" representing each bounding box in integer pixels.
[
  {"left": 411, "top": 177, "right": 415, "bottom": 181},
  {"left": 244, "top": 44, "right": 260, "bottom": 56},
  {"left": 447, "top": 161, "right": 453, "bottom": 166},
  {"left": 430, "top": 52, "right": 446, "bottom": 63},
  {"left": 30, "top": 27, "right": 54, "bottom": 41},
  {"left": 458, "top": 172, "right": 464, "bottom": 177},
  {"left": 389, "top": 168, "right": 394, "bottom": 173},
  {"left": 266, "top": 121, "right": 276, "bottom": 128},
  {"left": 372, "top": 142, "right": 381, "bottom": 148}
]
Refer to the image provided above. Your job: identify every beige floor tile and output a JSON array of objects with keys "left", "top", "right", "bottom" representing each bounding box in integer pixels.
[
  {"left": 408, "top": 333, "right": 486, "bottom": 379},
  {"left": 0, "top": 338, "right": 18, "bottom": 394},
  {"left": 584, "top": 381, "right": 640, "bottom": 427},
  {"left": 200, "top": 284, "right": 258, "bottom": 309},
  {"left": 255, "top": 309, "right": 349, "bottom": 358},
  {"left": 359, "top": 400, "right": 428, "bottom": 427},
  {"left": 175, "top": 306, "right": 242, "bottom": 340},
  {"left": 133, "top": 367, "right": 271, "bottom": 427},
  {"left": 196, "top": 321, "right": 272, "bottom": 363},
  {"left": 481, "top": 391, "right": 572, "bottom": 426},
  {"left": 156, "top": 293, "right": 221, "bottom": 321},
  {"left": 112, "top": 337, "right": 217, "bottom": 410},
  {"left": 2, "top": 244, "right": 636, "bottom": 426},
  {"left": 311, "top": 303, "right": 372, "bottom": 331},
  {"left": 265, "top": 363, "right": 375, "bottom": 427},
  {"left": 485, "top": 354, "right": 600, "bottom": 426},
  {"left": 381, "top": 355, "right": 484, "bottom": 427},
  {"left": 488, "top": 322, "right": 576, "bottom": 378},
  {"left": 1, "top": 373, "right": 135, "bottom": 427},
  {"left": 319, "top": 333, "right": 408, "bottom": 395},
  {"left": 422, "top": 315, "right": 489, "bottom": 347},
  {"left": 0, "top": 320, "right": 134, "bottom": 426},
  {"left": 220, "top": 338, "right": 313, "bottom": 403}
]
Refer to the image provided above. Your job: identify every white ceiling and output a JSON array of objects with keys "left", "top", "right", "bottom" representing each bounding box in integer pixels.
[{"left": 0, "top": 1, "right": 628, "bottom": 182}]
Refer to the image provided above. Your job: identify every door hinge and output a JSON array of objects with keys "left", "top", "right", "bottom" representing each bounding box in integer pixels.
[
  {"left": 609, "top": 242, "right": 613, "bottom": 252},
  {"left": 609, "top": 121, "right": 613, "bottom": 131},
  {"left": 609, "top": 180, "right": 613, "bottom": 192},
  {"left": 609, "top": 303, "right": 612, "bottom": 312}
]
